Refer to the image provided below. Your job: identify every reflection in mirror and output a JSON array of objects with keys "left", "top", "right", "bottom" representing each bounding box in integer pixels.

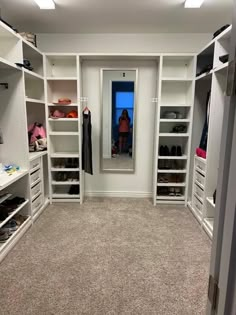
[{"left": 101, "top": 69, "right": 137, "bottom": 173}]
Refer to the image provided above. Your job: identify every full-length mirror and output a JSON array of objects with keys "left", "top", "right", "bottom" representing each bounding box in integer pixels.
[{"left": 101, "top": 69, "right": 137, "bottom": 173}]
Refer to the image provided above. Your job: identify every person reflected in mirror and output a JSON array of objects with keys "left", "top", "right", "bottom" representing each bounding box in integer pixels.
[{"left": 119, "top": 109, "right": 130, "bottom": 154}]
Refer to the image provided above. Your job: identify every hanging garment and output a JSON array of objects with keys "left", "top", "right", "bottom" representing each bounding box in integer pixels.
[
  {"left": 82, "top": 111, "right": 93, "bottom": 175},
  {"left": 199, "top": 91, "right": 211, "bottom": 152}
]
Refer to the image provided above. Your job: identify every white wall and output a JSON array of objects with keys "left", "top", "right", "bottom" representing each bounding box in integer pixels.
[
  {"left": 82, "top": 59, "right": 158, "bottom": 197},
  {"left": 38, "top": 33, "right": 211, "bottom": 54}
]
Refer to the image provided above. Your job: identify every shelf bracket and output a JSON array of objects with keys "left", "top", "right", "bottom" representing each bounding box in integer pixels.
[{"left": 0, "top": 83, "right": 9, "bottom": 90}]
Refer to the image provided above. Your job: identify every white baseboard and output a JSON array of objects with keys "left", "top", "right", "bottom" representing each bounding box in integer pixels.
[{"left": 85, "top": 191, "right": 152, "bottom": 198}]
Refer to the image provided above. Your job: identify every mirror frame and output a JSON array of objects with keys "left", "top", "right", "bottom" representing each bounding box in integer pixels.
[{"left": 100, "top": 67, "right": 138, "bottom": 174}]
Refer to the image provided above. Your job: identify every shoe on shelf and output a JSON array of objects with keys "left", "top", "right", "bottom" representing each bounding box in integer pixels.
[
  {"left": 171, "top": 146, "right": 177, "bottom": 156},
  {"left": 175, "top": 112, "right": 183, "bottom": 119},
  {"left": 159, "top": 145, "right": 165, "bottom": 156},
  {"left": 2, "top": 219, "right": 18, "bottom": 235},
  {"left": 177, "top": 146, "right": 182, "bottom": 156},
  {"left": 14, "top": 214, "right": 27, "bottom": 226},
  {"left": 168, "top": 187, "right": 175, "bottom": 196},
  {"left": 162, "top": 111, "right": 177, "bottom": 119},
  {"left": 164, "top": 146, "right": 170, "bottom": 156},
  {"left": 0, "top": 229, "right": 9, "bottom": 243},
  {"left": 175, "top": 188, "right": 182, "bottom": 196}
]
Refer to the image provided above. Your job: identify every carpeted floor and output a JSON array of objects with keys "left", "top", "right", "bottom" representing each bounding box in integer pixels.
[{"left": 0, "top": 199, "right": 211, "bottom": 315}]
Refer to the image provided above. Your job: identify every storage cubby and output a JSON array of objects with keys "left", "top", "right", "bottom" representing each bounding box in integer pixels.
[
  {"left": 159, "top": 121, "right": 189, "bottom": 134},
  {"left": 156, "top": 187, "right": 185, "bottom": 201},
  {"left": 52, "top": 185, "right": 80, "bottom": 200},
  {"left": 26, "top": 102, "right": 46, "bottom": 127},
  {"left": 51, "top": 158, "right": 79, "bottom": 170},
  {"left": 46, "top": 55, "right": 77, "bottom": 78},
  {"left": 23, "top": 42, "right": 44, "bottom": 76},
  {"left": 214, "top": 36, "right": 230, "bottom": 70},
  {"left": 0, "top": 22, "right": 22, "bottom": 66},
  {"left": 196, "top": 43, "right": 215, "bottom": 77},
  {"left": 158, "top": 159, "right": 187, "bottom": 171},
  {"left": 158, "top": 137, "right": 189, "bottom": 156},
  {"left": 49, "top": 135, "right": 79, "bottom": 155},
  {"left": 161, "top": 81, "right": 193, "bottom": 106},
  {"left": 162, "top": 56, "right": 194, "bottom": 79},
  {"left": 52, "top": 171, "right": 80, "bottom": 182},
  {"left": 47, "top": 80, "right": 77, "bottom": 104},
  {"left": 160, "top": 106, "right": 191, "bottom": 120},
  {"left": 24, "top": 75, "right": 45, "bottom": 101},
  {"left": 48, "top": 120, "right": 78, "bottom": 133}
]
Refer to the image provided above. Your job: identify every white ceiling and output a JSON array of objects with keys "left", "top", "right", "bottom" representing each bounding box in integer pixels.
[{"left": 0, "top": 0, "right": 233, "bottom": 34}]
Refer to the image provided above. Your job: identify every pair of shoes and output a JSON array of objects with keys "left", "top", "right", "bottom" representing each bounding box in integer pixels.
[
  {"left": 171, "top": 146, "right": 182, "bottom": 156},
  {"left": 162, "top": 111, "right": 183, "bottom": 119},
  {"left": 0, "top": 229, "right": 9, "bottom": 243},
  {"left": 158, "top": 176, "right": 168, "bottom": 183},
  {"left": 159, "top": 146, "right": 170, "bottom": 156},
  {"left": 65, "top": 158, "right": 79, "bottom": 168},
  {"left": 69, "top": 185, "right": 80, "bottom": 195},
  {"left": 1, "top": 219, "right": 18, "bottom": 236},
  {"left": 168, "top": 188, "right": 182, "bottom": 196},
  {"left": 172, "top": 125, "right": 187, "bottom": 133}
]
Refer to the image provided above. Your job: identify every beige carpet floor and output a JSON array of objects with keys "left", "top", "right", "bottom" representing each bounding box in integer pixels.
[{"left": 0, "top": 199, "right": 211, "bottom": 315}]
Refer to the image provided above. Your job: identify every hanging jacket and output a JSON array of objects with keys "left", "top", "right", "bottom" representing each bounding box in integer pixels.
[{"left": 82, "top": 111, "right": 93, "bottom": 175}]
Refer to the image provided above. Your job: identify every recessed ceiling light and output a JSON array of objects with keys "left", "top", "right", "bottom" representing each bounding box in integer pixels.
[
  {"left": 34, "top": 0, "right": 55, "bottom": 9},
  {"left": 185, "top": 0, "right": 204, "bottom": 8}
]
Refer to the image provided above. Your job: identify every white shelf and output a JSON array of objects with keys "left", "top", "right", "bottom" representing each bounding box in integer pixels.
[
  {"left": 48, "top": 118, "right": 78, "bottom": 122},
  {"left": 187, "top": 202, "right": 202, "bottom": 224},
  {"left": 162, "top": 77, "right": 193, "bottom": 81},
  {"left": 195, "top": 180, "right": 205, "bottom": 191},
  {"left": 158, "top": 169, "right": 186, "bottom": 173},
  {"left": 0, "top": 199, "right": 29, "bottom": 229},
  {"left": 52, "top": 193, "right": 80, "bottom": 199},
  {"left": 51, "top": 168, "right": 80, "bottom": 172},
  {"left": 195, "top": 71, "right": 213, "bottom": 81},
  {"left": 52, "top": 181, "right": 80, "bottom": 185},
  {"left": 26, "top": 98, "right": 45, "bottom": 104},
  {"left": 194, "top": 193, "right": 204, "bottom": 205},
  {"left": 0, "top": 216, "right": 31, "bottom": 253},
  {"left": 160, "top": 104, "right": 191, "bottom": 107},
  {"left": 29, "top": 151, "right": 48, "bottom": 162},
  {"left": 0, "top": 57, "right": 21, "bottom": 71},
  {"left": 195, "top": 166, "right": 206, "bottom": 177},
  {"left": 158, "top": 155, "right": 187, "bottom": 160},
  {"left": 160, "top": 119, "right": 190, "bottom": 123},
  {"left": 0, "top": 170, "right": 29, "bottom": 191},
  {"left": 195, "top": 155, "right": 207, "bottom": 164},
  {"left": 23, "top": 68, "right": 44, "bottom": 80},
  {"left": 46, "top": 77, "right": 77, "bottom": 80},
  {"left": 49, "top": 132, "right": 79, "bottom": 136},
  {"left": 203, "top": 218, "right": 214, "bottom": 239},
  {"left": 48, "top": 103, "right": 78, "bottom": 107},
  {"left": 206, "top": 197, "right": 215, "bottom": 209},
  {"left": 159, "top": 133, "right": 189, "bottom": 137},
  {"left": 156, "top": 195, "right": 185, "bottom": 201},
  {"left": 157, "top": 183, "right": 186, "bottom": 187},
  {"left": 214, "top": 62, "right": 229, "bottom": 73},
  {"left": 0, "top": 193, "right": 12, "bottom": 204},
  {"left": 50, "top": 152, "right": 79, "bottom": 158},
  {"left": 21, "top": 36, "right": 43, "bottom": 56}
]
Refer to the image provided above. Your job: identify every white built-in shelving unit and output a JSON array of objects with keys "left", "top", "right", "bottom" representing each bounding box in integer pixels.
[
  {"left": 0, "top": 20, "right": 49, "bottom": 262},
  {"left": 153, "top": 54, "right": 196, "bottom": 205},
  {"left": 45, "top": 54, "right": 83, "bottom": 203},
  {"left": 188, "top": 25, "right": 231, "bottom": 239}
]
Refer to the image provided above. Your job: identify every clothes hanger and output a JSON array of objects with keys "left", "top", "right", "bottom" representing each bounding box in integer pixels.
[{"left": 83, "top": 105, "right": 90, "bottom": 114}]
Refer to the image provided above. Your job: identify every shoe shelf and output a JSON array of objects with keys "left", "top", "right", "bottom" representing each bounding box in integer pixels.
[
  {"left": 187, "top": 201, "right": 203, "bottom": 224},
  {"left": 23, "top": 68, "right": 44, "bottom": 80},
  {"left": 158, "top": 169, "right": 186, "bottom": 173},
  {"left": 51, "top": 168, "right": 80, "bottom": 172},
  {"left": 50, "top": 152, "right": 79, "bottom": 158},
  {"left": 0, "top": 193, "right": 12, "bottom": 203},
  {"left": 29, "top": 151, "right": 48, "bottom": 162},
  {"left": 156, "top": 195, "right": 185, "bottom": 201},
  {"left": 52, "top": 193, "right": 80, "bottom": 199},
  {"left": 203, "top": 218, "right": 214, "bottom": 239},
  {"left": 0, "top": 57, "right": 21, "bottom": 71},
  {"left": 160, "top": 104, "right": 192, "bottom": 107},
  {"left": 0, "top": 199, "right": 29, "bottom": 229},
  {"left": 159, "top": 119, "right": 190, "bottom": 123},
  {"left": 162, "top": 77, "right": 193, "bottom": 82},
  {"left": 52, "top": 181, "right": 80, "bottom": 185},
  {"left": 158, "top": 155, "right": 187, "bottom": 160},
  {"left": 157, "top": 183, "right": 186, "bottom": 187},
  {"left": 0, "top": 216, "right": 31, "bottom": 254},
  {"left": 159, "top": 133, "right": 189, "bottom": 137}
]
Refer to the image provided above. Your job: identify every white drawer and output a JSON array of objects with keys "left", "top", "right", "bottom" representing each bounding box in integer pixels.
[
  {"left": 194, "top": 183, "right": 204, "bottom": 202},
  {"left": 195, "top": 156, "right": 206, "bottom": 175},
  {"left": 30, "top": 169, "right": 41, "bottom": 186},
  {"left": 195, "top": 170, "right": 205, "bottom": 188},
  {"left": 30, "top": 158, "right": 41, "bottom": 173},
  {"left": 32, "top": 194, "right": 43, "bottom": 214},
  {"left": 193, "top": 194, "right": 203, "bottom": 213},
  {"left": 31, "top": 182, "right": 42, "bottom": 201}
]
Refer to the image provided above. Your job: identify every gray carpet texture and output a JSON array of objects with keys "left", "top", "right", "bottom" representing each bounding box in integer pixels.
[{"left": 0, "top": 199, "right": 211, "bottom": 315}]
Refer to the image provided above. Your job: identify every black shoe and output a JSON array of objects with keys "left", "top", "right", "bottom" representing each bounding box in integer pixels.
[
  {"left": 213, "top": 190, "right": 216, "bottom": 204},
  {"left": 164, "top": 146, "right": 169, "bottom": 156},
  {"left": 159, "top": 146, "right": 165, "bottom": 156},
  {"left": 171, "top": 146, "right": 177, "bottom": 156},
  {"left": 177, "top": 146, "right": 182, "bottom": 156}
]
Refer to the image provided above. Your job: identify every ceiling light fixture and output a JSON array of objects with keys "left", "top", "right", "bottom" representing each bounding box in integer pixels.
[
  {"left": 34, "top": 0, "right": 55, "bottom": 9},
  {"left": 185, "top": 0, "right": 204, "bottom": 8}
]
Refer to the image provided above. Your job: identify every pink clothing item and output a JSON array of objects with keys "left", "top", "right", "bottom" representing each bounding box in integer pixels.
[
  {"left": 196, "top": 147, "right": 207, "bottom": 159},
  {"left": 28, "top": 123, "right": 46, "bottom": 144},
  {"left": 119, "top": 118, "right": 129, "bottom": 133}
]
